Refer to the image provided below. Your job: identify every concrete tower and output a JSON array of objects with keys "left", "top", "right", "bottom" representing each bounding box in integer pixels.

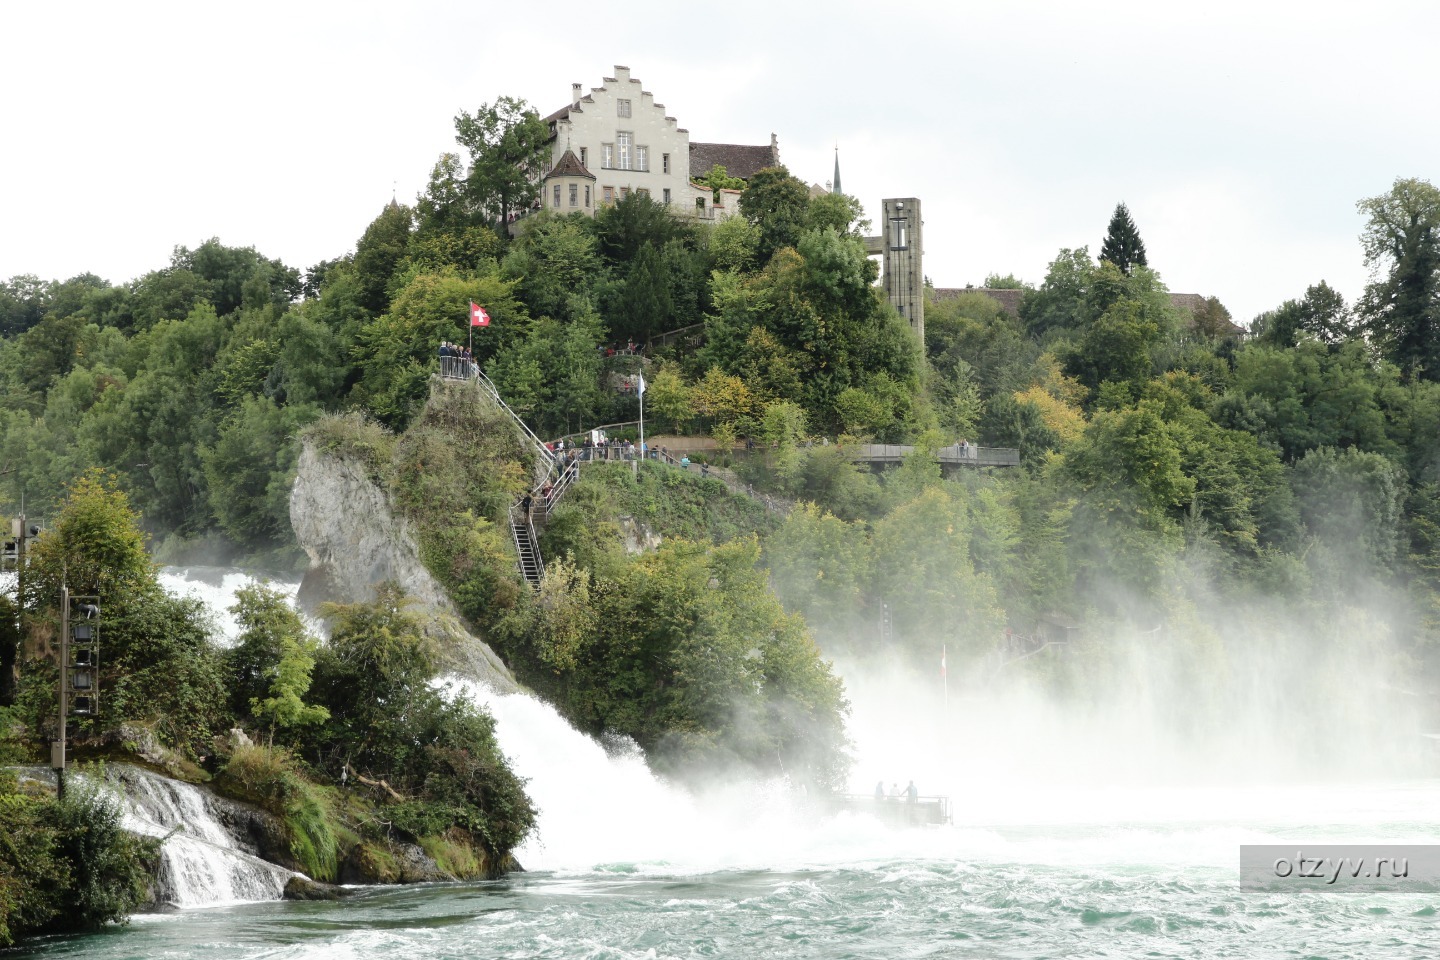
[{"left": 863, "top": 198, "right": 924, "bottom": 342}]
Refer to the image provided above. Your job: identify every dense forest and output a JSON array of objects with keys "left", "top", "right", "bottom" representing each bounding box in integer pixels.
[{"left": 2, "top": 94, "right": 1440, "bottom": 941}]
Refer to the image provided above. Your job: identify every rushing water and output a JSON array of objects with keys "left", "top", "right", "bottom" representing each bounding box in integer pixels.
[{"left": 15, "top": 569, "right": 1437, "bottom": 958}]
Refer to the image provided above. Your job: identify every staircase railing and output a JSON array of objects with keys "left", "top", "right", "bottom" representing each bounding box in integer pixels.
[
  {"left": 508, "top": 502, "right": 544, "bottom": 587},
  {"left": 440, "top": 357, "right": 556, "bottom": 475}
]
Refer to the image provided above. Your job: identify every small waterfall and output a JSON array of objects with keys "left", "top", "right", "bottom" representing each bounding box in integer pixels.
[{"left": 112, "top": 766, "right": 294, "bottom": 906}]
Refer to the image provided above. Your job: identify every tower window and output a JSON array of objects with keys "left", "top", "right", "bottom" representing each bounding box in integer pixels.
[
  {"left": 617, "top": 132, "right": 632, "bottom": 170},
  {"left": 889, "top": 218, "right": 909, "bottom": 250},
  {"left": 618, "top": 99, "right": 631, "bottom": 118},
  {"left": 569, "top": 183, "right": 578, "bottom": 206}
]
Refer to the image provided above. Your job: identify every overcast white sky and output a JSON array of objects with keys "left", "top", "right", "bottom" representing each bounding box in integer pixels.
[{"left": 4, "top": 0, "right": 1437, "bottom": 325}]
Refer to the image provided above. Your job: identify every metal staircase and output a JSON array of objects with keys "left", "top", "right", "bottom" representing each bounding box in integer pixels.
[{"left": 510, "top": 505, "right": 544, "bottom": 588}]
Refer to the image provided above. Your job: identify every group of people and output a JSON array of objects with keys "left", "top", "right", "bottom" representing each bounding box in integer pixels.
[
  {"left": 544, "top": 436, "right": 645, "bottom": 461},
  {"left": 439, "top": 341, "right": 476, "bottom": 363},
  {"left": 955, "top": 439, "right": 979, "bottom": 459},
  {"left": 602, "top": 339, "right": 640, "bottom": 358},
  {"left": 875, "top": 780, "right": 920, "bottom": 803}
]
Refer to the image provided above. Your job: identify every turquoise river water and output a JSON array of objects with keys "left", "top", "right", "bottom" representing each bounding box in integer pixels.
[{"left": 11, "top": 569, "right": 1435, "bottom": 959}]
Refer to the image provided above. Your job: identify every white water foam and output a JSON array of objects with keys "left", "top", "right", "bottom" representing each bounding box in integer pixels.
[
  {"left": 158, "top": 566, "right": 301, "bottom": 646},
  {"left": 112, "top": 767, "right": 294, "bottom": 906}
]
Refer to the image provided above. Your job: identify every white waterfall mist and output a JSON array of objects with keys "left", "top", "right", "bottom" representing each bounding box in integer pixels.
[{"left": 159, "top": 566, "right": 1440, "bottom": 894}]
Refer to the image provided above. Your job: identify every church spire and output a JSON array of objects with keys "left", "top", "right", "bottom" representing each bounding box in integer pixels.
[{"left": 833, "top": 145, "right": 842, "bottom": 196}]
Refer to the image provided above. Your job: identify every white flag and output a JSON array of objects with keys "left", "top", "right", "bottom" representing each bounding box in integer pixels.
[{"left": 637, "top": 373, "right": 646, "bottom": 396}]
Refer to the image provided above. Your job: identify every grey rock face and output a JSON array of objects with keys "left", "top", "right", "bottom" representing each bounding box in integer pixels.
[{"left": 289, "top": 442, "right": 520, "bottom": 694}]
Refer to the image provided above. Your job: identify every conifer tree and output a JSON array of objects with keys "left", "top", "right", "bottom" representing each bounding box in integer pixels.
[{"left": 1100, "top": 202, "right": 1148, "bottom": 275}]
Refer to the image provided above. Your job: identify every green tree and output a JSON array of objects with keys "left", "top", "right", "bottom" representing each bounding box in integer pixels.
[
  {"left": 1357, "top": 177, "right": 1440, "bottom": 380},
  {"left": 1099, "top": 202, "right": 1148, "bottom": 274},
  {"left": 352, "top": 201, "right": 415, "bottom": 316},
  {"left": 501, "top": 213, "right": 601, "bottom": 323},
  {"left": 454, "top": 97, "right": 551, "bottom": 232},
  {"left": 416, "top": 152, "right": 473, "bottom": 235},
  {"left": 1291, "top": 446, "right": 1408, "bottom": 572},
  {"left": 615, "top": 242, "right": 672, "bottom": 343},
  {"left": 738, "top": 166, "right": 811, "bottom": 264},
  {"left": 1252, "top": 281, "right": 1353, "bottom": 348},
  {"left": 201, "top": 397, "right": 317, "bottom": 547},
  {"left": 696, "top": 164, "right": 746, "bottom": 202}
]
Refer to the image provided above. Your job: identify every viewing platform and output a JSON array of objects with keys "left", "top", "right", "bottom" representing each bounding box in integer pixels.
[{"left": 851, "top": 444, "right": 1020, "bottom": 468}]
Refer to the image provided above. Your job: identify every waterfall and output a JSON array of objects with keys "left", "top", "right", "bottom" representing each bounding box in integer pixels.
[{"left": 111, "top": 766, "right": 295, "bottom": 907}]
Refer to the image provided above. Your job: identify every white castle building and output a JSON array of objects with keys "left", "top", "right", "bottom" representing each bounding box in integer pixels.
[{"left": 540, "top": 65, "right": 779, "bottom": 220}]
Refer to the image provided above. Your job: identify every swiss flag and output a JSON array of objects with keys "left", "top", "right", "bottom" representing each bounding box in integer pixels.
[{"left": 470, "top": 302, "right": 490, "bottom": 327}]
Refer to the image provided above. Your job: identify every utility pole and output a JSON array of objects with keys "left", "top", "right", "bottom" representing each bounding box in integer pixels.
[
  {"left": 53, "top": 584, "right": 100, "bottom": 802},
  {"left": 54, "top": 584, "right": 68, "bottom": 799}
]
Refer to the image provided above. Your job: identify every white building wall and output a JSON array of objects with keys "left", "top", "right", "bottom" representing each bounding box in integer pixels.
[{"left": 550, "top": 66, "right": 695, "bottom": 212}]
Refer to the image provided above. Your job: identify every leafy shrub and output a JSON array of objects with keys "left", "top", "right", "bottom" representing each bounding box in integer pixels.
[{"left": 0, "top": 772, "right": 157, "bottom": 947}]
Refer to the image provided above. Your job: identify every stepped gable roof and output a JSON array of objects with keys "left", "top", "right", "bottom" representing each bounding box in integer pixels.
[
  {"left": 545, "top": 149, "right": 596, "bottom": 180},
  {"left": 690, "top": 141, "right": 779, "bottom": 181}
]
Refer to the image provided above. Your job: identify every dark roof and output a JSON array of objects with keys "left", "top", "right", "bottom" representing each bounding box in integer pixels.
[
  {"left": 689, "top": 142, "right": 779, "bottom": 181},
  {"left": 931, "top": 287, "right": 1245, "bottom": 336},
  {"left": 544, "top": 96, "right": 595, "bottom": 125},
  {"left": 545, "top": 149, "right": 595, "bottom": 181},
  {"left": 932, "top": 287, "right": 1025, "bottom": 316},
  {"left": 1170, "top": 293, "right": 1246, "bottom": 337}
]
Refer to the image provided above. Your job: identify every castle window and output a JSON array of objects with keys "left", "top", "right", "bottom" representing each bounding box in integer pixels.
[
  {"left": 580, "top": 147, "right": 588, "bottom": 167},
  {"left": 602, "top": 144, "right": 614, "bottom": 169},
  {"left": 553, "top": 184, "right": 561, "bottom": 208},
  {"left": 636, "top": 145, "right": 648, "bottom": 172},
  {"left": 603, "top": 186, "right": 615, "bottom": 205},
  {"left": 585, "top": 185, "right": 591, "bottom": 207},
  {"left": 621, "top": 187, "right": 631, "bottom": 199},
  {"left": 569, "top": 183, "right": 578, "bottom": 206},
  {"left": 637, "top": 188, "right": 650, "bottom": 198},
  {"left": 662, "top": 153, "right": 670, "bottom": 174},
  {"left": 617, "top": 132, "right": 632, "bottom": 170},
  {"left": 618, "top": 99, "right": 631, "bottom": 118},
  {"left": 663, "top": 188, "right": 671, "bottom": 205},
  {"left": 696, "top": 197, "right": 705, "bottom": 213}
]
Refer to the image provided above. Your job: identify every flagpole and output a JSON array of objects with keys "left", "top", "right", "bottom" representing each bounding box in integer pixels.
[{"left": 637, "top": 371, "right": 645, "bottom": 478}]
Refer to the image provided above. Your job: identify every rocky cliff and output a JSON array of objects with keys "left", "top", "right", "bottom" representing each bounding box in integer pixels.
[{"left": 289, "top": 441, "right": 520, "bottom": 694}]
